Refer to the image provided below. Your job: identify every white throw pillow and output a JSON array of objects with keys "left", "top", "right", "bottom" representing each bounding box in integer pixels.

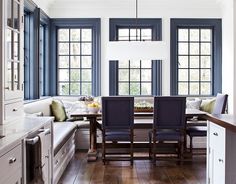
[{"left": 186, "top": 98, "right": 202, "bottom": 109}]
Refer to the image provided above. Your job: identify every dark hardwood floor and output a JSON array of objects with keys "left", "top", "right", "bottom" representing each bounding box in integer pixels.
[{"left": 58, "top": 151, "right": 206, "bottom": 184}]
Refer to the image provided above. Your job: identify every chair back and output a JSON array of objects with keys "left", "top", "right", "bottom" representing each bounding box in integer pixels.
[
  {"left": 212, "top": 93, "right": 228, "bottom": 114},
  {"left": 153, "top": 96, "right": 186, "bottom": 130},
  {"left": 102, "top": 97, "right": 134, "bottom": 130}
]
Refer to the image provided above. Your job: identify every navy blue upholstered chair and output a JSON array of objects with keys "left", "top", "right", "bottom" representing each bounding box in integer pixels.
[
  {"left": 102, "top": 96, "right": 134, "bottom": 165},
  {"left": 149, "top": 96, "right": 186, "bottom": 165},
  {"left": 186, "top": 93, "right": 228, "bottom": 153}
]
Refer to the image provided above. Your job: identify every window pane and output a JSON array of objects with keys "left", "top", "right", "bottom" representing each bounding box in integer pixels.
[
  {"left": 141, "top": 60, "right": 152, "bottom": 68},
  {"left": 201, "top": 29, "right": 211, "bottom": 41},
  {"left": 81, "top": 69, "right": 91, "bottom": 81},
  {"left": 141, "top": 83, "right": 151, "bottom": 95},
  {"left": 82, "top": 29, "right": 92, "bottom": 41},
  {"left": 70, "top": 29, "right": 80, "bottom": 41},
  {"left": 190, "top": 69, "right": 199, "bottom": 81},
  {"left": 81, "top": 56, "right": 92, "bottom": 68},
  {"left": 59, "top": 43, "right": 69, "bottom": 55},
  {"left": 119, "top": 60, "right": 129, "bottom": 68},
  {"left": 141, "top": 29, "right": 152, "bottom": 40},
  {"left": 70, "top": 43, "right": 80, "bottom": 55},
  {"left": 178, "top": 82, "right": 188, "bottom": 95},
  {"left": 59, "top": 69, "right": 69, "bottom": 81},
  {"left": 190, "top": 56, "right": 199, "bottom": 68},
  {"left": 13, "top": 2, "right": 19, "bottom": 30},
  {"left": 82, "top": 43, "right": 92, "bottom": 55},
  {"left": 190, "top": 29, "right": 199, "bottom": 41},
  {"left": 190, "top": 43, "right": 199, "bottom": 55},
  {"left": 178, "top": 69, "right": 188, "bottom": 81},
  {"left": 119, "top": 69, "right": 129, "bottom": 81},
  {"left": 119, "top": 83, "right": 129, "bottom": 95},
  {"left": 130, "top": 60, "right": 140, "bottom": 68},
  {"left": 59, "top": 56, "right": 69, "bottom": 68},
  {"left": 81, "top": 83, "right": 92, "bottom": 95},
  {"left": 58, "top": 29, "right": 69, "bottom": 41},
  {"left": 201, "top": 56, "right": 211, "bottom": 68},
  {"left": 71, "top": 83, "right": 80, "bottom": 95},
  {"left": 141, "top": 69, "right": 151, "bottom": 81},
  {"left": 178, "top": 29, "right": 188, "bottom": 41},
  {"left": 178, "top": 43, "right": 188, "bottom": 55},
  {"left": 201, "top": 82, "right": 211, "bottom": 95},
  {"left": 201, "top": 69, "right": 211, "bottom": 81},
  {"left": 59, "top": 83, "right": 69, "bottom": 95},
  {"left": 190, "top": 83, "right": 199, "bottom": 95},
  {"left": 130, "top": 83, "right": 140, "bottom": 95},
  {"left": 71, "top": 56, "right": 80, "bottom": 68},
  {"left": 201, "top": 43, "right": 211, "bottom": 55},
  {"left": 130, "top": 29, "right": 140, "bottom": 41},
  {"left": 118, "top": 29, "right": 129, "bottom": 40},
  {"left": 130, "top": 69, "right": 140, "bottom": 81},
  {"left": 70, "top": 69, "right": 80, "bottom": 81},
  {"left": 178, "top": 56, "right": 188, "bottom": 68},
  {"left": 7, "top": 0, "right": 12, "bottom": 27}
]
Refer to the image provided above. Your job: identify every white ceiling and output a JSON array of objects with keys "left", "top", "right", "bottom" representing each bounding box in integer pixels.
[{"left": 33, "top": 0, "right": 223, "bottom": 16}]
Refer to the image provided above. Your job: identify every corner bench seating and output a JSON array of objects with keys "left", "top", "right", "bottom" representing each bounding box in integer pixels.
[{"left": 24, "top": 97, "right": 89, "bottom": 184}]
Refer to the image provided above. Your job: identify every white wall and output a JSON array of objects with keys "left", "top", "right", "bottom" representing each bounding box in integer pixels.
[{"left": 221, "top": 0, "right": 236, "bottom": 114}]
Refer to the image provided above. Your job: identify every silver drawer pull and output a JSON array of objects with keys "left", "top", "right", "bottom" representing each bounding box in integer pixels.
[
  {"left": 13, "top": 108, "right": 18, "bottom": 112},
  {"left": 218, "top": 159, "right": 224, "bottom": 163},
  {"left": 9, "top": 157, "right": 16, "bottom": 164},
  {"left": 213, "top": 132, "right": 218, "bottom": 136}
]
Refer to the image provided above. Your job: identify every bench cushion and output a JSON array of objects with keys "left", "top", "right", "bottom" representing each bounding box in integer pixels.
[{"left": 53, "top": 122, "right": 77, "bottom": 155}]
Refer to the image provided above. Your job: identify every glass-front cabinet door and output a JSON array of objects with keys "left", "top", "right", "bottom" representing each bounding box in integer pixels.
[{"left": 5, "top": 0, "right": 23, "bottom": 101}]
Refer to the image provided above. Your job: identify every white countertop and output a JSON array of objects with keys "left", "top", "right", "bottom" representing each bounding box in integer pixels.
[{"left": 0, "top": 116, "right": 54, "bottom": 155}]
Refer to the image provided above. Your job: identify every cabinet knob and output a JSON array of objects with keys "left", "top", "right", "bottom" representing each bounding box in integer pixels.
[
  {"left": 218, "top": 159, "right": 224, "bottom": 163},
  {"left": 9, "top": 157, "right": 16, "bottom": 164},
  {"left": 13, "top": 108, "right": 18, "bottom": 112},
  {"left": 213, "top": 132, "right": 218, "bottom": 136}
]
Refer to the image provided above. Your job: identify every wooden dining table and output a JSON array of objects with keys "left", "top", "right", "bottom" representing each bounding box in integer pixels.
[{"left": 70, "top": 109, "right": 207, "bottom": 161}]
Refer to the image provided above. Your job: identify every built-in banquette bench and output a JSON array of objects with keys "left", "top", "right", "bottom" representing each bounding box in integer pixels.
[{"left": 24, "top": 97, "right": 89, "bottom": 184}]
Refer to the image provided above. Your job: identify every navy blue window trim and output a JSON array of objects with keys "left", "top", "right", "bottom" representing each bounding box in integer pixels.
[
  {"left": 170, "top": 18, "right": 222, "bottom": 96},
  {"left": 152, "top": 60, "right": 162, "bottom": 96},
  {"left": 109, "top": 18, "right": 162, "bottom": 41},
  {"left": 24, "top": 0, "right": 40, "bottom": 100},
  {"left": 109, "top": 61, "right": 119, "bottom": 96},
  {"left": 50, "top": 18, "right": 101, "bottom": 96}
]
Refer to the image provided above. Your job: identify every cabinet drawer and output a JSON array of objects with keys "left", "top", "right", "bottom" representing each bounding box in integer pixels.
[
  {"left": 0, "top": 144, "right": 22, "bottom": 181},
  {"left": 209, "top": 122, "right": 225, "bottom": 143},
  {"left": 5, "top": 101, "right": 23, "bottom": 121}
]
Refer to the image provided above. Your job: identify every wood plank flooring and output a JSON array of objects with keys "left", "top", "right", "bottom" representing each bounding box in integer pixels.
[{"left": 58, "top": 151, "right": 206, "bottom": 184}]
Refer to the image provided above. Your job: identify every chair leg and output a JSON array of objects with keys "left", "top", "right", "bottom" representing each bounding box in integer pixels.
[
  {"left": 149, "top": 133, "right": 152, "bottom": 160},
  {"left": 180, "top": 141, "right": 184, "bottom": 165},
  {"left": 190, "top": 136, "right": 193, "bottom": 154},
  {"left": 130, "top": 131, "right": 134, "bottom": 166},
  {"left": 153, "top": 134, "right": 156, "bottom": 166},
  {"left": 102, "top": 133, "right": 106, "bottom": 165}
]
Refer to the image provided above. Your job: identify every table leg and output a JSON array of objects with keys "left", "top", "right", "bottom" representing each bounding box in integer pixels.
[{"left": 87, "top": 117, "right": 98, "bottom": 162}]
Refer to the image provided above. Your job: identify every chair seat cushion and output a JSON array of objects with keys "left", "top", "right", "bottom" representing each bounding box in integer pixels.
[
  {"left": 53, "top": 122, "right": 77, "bottom": 155},
  {"left": 73, "top": 120, "right": 90, "bottom": 129},
  {"left": 105, "top": 130, "right": 131, "bottom": 141},
  {"left": 150, "top": 129, "right": 183, "bottom": 141},
  {"left": 186, "top": 126, "right": 207, "bottom": 137}
]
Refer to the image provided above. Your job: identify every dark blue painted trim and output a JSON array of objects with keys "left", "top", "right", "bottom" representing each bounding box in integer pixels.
[
  {"left": 170, "top": 18, "right": 222, "bottom": 96},
  {"left": 50, "top": 18, "right": 101, "bottom": 96},
  {"left": 109, "top": 61, "right": 119, "bottom": 95},
  {"left": 152, "top": 60, "right": 162, "bottom": 96},
  {"left": 109, "top": 18, "right": 162, "bottom": 41}
]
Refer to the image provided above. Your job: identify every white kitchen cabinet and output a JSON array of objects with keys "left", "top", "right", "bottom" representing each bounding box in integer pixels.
[
  {"left": 0, "top": 142, "right": 22, "bottom": 184},
  {"left": 0, "top": 0, "right": 24, "bottom": 124},
  {"left": 207, "top": 121, "right": 236, "bottom": 184}
]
